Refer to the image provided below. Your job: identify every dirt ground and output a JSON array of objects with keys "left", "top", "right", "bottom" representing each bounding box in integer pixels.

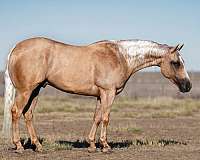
[{"left": 0, "top": 97, "right": 200, "bottom": 160}]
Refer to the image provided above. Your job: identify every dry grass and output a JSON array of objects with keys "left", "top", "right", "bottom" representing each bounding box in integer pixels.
[
  {"left": 42, "top": 138, "right": 73, "bottom": 151},
  {"left": 113, "top": 97, "right": 200, "bottom": 118},
  {"left": 109, "top": 124, "right": 143, "bottom": 134},
  {"left": 0, "top": 136, "right": 185, "bottom": 152},
  {"left": 0, "top": 96, "right": 200, "bottom": 118},
  {"left": 35, "top": 96, "right": 96, "bottom": 113}
]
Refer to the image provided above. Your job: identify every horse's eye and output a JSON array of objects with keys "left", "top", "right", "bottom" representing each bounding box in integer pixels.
[{"left": 171, "top": 61, "right": 181, "bottom": 68}]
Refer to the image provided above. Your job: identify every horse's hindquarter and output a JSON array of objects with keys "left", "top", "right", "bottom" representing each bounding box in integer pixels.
[{"left": 9, "top": 38, "right": 51, "bottom": 89}]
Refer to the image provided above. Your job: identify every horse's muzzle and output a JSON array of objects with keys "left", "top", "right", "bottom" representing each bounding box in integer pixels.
[{"left": 177, "top": 78, "right": 192, "bottom": 93}]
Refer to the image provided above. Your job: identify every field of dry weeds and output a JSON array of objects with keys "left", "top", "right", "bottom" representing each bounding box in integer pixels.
[{"left": 1, "top": 96, "right": 200, "bottom": 160}]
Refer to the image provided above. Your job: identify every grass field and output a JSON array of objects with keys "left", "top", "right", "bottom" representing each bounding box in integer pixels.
[
  {"left": 1, "top": 96, "right": 200, "bottom": 159},
  {"left": 1, "top": 96, "right": 200, "bottom": 117}
]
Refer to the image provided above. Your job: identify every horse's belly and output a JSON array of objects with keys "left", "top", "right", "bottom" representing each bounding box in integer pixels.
[
  {"left": 49, "top": 79, "right": 99, "bottom": 96},
  {"left": 67, "top": 84, "right": 99, "bottom": 96}
]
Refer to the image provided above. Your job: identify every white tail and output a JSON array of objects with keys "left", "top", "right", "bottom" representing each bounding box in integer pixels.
[{"left": 2, "top": 48, "right": 16, "bottom": 139}]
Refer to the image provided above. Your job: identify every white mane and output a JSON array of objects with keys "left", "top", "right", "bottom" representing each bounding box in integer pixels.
[{"left": 112, "top": 40, "right": 169, "bottom": 65}]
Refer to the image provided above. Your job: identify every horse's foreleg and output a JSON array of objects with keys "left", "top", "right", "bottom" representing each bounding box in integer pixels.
[
  {"left": 88, "top": 98, "right": 101, "bottom": 152},
  {"left": 99, "top": 88, "right": 115, "bottom": 153},
  {"left": 23, "top": 96, "right": 42, "bottom": 152},
  {"left": 11, "top": 90, "right": 32, "bottom": 153}
]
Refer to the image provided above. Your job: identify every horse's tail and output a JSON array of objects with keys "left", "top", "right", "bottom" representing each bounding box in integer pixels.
[{"left": 2, "top": 47, "right": 16, "bottom": 139}]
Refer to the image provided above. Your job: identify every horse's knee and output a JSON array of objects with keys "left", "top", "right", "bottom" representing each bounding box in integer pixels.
[
  {"left": 95, "top": 117, "right": 101, "bottom": 125},
  {"left": 102, "top": 114, "right": 110, "bottom": 126},
  {"left": 93, "top": 113, "right": 101, "bottom": 125}
]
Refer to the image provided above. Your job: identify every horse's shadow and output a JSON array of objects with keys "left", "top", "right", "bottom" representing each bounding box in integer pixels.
[
  {"left": 56, "top": 139, "right": 133, "bottom": 149},
  {"left": 20, "top": 137, "right": 187, "bottom": 151},
  {"left": 20, "top": 138, "right": 133, "bottom": 150}
]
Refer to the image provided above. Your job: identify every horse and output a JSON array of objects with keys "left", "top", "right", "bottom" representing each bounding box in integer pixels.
[{"left": 2, "top": 37, "right": 192, "bottom": 153}]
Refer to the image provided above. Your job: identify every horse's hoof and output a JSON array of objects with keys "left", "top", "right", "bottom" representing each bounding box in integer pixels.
[
  {"left": 35, "top": 144, "right": 43, "bottom": 152},
  {"left": 88, "top": 146, "right": 97, "bottom": 153},
  {"left": 15, "top": 147, "right": 24, "bottom": 154},
  {"left": 35, "top": 147, "right": 43, "bottom": 152},
  {"left": 102, "top": 147, "right": 112, "bottom": 154}
]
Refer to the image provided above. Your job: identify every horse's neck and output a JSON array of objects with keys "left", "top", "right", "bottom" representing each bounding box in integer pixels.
[{"left": 116, "top": 40, "right": 169, "bottom": 74}]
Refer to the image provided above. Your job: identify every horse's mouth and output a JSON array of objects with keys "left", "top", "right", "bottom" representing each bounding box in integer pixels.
[{"left": 173, "top": 78, "right": 192, "bottom": 93}]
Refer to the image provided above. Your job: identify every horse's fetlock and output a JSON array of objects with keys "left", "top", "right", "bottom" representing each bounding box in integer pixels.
[
  {"left": 99, "top": 137, "right": 106, "bottom": 144},
  {"left": 88, "top": 135, "right": 95, "bottom": 143},
  {"left": 13, "top": 138, "right": 21, "bottom": 145},
  {"left": 31, "top": 138, "right": 39, "bottom": 145}
]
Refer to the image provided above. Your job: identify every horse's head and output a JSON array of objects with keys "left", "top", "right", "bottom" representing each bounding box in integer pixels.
[{"left": 160, "top": 44, "right": 192, "bottom": 93}]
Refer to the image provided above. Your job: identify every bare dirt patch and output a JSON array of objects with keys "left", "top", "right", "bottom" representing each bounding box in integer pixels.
[{"left": 1, "top": 96, "right": 200, "bottom": 160}]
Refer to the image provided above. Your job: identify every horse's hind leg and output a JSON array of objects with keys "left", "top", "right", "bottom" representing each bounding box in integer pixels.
[
  {"left": 23, "top": 86, "right": 42, "bottom": 152},
  {"left": 11, "top": 89, "right": 32, "bottom": 153}
]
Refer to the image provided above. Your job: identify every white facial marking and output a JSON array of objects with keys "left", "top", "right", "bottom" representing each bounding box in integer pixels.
[
  {"left": 179, "top": 55, "right": 184, "bottom": 64},
  {"left": 179, "top": 55, "right": 190, "bottom": 79}
]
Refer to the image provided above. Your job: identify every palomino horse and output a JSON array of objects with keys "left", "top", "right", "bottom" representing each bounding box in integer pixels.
[{"left": 2, "top": 37, "right": 192, "bottom": 153}]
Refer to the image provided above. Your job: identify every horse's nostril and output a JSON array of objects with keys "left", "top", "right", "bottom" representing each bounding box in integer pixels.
[
  {"left": 186, "top": 81, "right": 192, "bottom": 91},
  {"left": 183, "top": 80, "right": 192, "bottom": 92}
]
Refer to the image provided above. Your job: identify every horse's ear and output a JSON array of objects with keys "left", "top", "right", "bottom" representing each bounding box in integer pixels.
[
  {"left": 178, "top": 44, "right": 184, "bottom": 51},
  {"left": 170, "top": 44, "right": 180, "bottom": 53}
]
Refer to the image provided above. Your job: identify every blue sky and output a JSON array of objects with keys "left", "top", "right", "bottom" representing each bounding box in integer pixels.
[{"left": 0, "top": 0, "right": 199, "bottom": 71}]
